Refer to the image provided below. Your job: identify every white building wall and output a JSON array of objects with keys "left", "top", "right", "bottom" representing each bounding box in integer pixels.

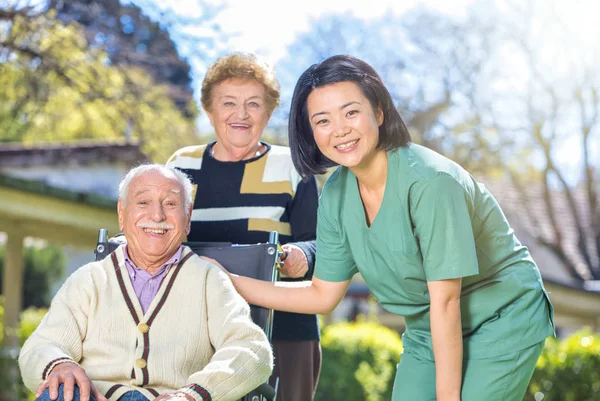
[
  {"left": 1, "top": 163, "right": 128, "bottom": 293},
  {"left": 1, "top": 163, "right": 131, "bottom": 199}
]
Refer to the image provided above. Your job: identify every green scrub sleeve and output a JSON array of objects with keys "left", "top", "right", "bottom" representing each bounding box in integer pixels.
[
  {"left": 313, "top": 199, "right": 358, "bottom": 282},
  {"left": 410, "top": 173, "right": 479, "bottom": 281}
]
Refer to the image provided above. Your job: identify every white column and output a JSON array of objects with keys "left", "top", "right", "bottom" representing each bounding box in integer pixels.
[
  {"left": 1, "top": 227, "right": 24, "bottom": 401},
  {"left": 3, "top": 228, "right": 24, "bottom": 349}
]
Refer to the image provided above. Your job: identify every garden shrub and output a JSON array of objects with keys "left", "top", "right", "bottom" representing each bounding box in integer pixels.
[
  {"left": 0, "top": 243, "right": 65, "bottom": 309},
  {"left": 0, "top": 299, "right": 47, "bottom": 401},
  {"left": 315, "top": 319, "right": 600, "bottom": 401},
  {"left": 4, "top": 301, "right": 600, "bottom": 401},
  {"left": 315, "top": 320, "right": 403, "bottom": 401},
  {"left": 526, "top": 328, "right": 600, "bottom": 401}
]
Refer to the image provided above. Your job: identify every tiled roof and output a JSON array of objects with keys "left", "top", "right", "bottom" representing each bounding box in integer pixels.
[
  {"left": 0, "top": 140, "right": 148, "bottom": 167},
  {"left": 481, "top": 176, "right": 599, "bottom": 282}
]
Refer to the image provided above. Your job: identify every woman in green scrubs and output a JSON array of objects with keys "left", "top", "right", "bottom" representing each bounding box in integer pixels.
[{"left": 209, "top": 55, "right": 554, "bottom": 401}]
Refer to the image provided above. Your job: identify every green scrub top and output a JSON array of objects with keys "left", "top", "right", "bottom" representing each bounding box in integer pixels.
[{"left": 314, "top": 143, "right": 554, "bottom": 360}]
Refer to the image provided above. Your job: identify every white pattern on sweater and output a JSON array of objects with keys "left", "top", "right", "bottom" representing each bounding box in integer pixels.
[{"left": 18, "top": 246, "right": 273, "bottom": 401}]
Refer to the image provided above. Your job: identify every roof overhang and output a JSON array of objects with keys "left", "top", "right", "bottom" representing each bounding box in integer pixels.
[
  {"left": 0, "top": 180, "right": 119, "bottom": 247},
  {"left": 544, "top": 278, "right": 600, "bottom": 316}
]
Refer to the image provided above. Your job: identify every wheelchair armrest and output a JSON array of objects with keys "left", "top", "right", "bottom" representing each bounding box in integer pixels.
[{"left": 255, "top": 381, "right": 277, "bottom": 401}]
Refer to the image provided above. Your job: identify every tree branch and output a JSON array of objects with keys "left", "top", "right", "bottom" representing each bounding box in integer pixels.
[
  {"left": 575, "top": 87, "right": 600, "bottom": 275},
  {"left": 508, "top": 166, "right": 581, "bottom": 280}
]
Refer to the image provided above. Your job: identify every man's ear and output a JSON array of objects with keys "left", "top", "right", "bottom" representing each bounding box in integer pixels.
[
  {"left": 185, "top": 204, "right": 193, "bottom": 235},
  {"left": 117, "top": 199, "right": 125, "bottom": 231}
]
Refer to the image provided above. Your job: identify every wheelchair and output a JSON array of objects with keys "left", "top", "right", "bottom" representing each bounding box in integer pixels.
[{"left": 94, "top": 229, "right": 280, "bottom": 401}]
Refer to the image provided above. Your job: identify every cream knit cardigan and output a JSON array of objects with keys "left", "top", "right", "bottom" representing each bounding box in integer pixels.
[{"left": 19, "top": 246, "right": 273, "bottom": 401}]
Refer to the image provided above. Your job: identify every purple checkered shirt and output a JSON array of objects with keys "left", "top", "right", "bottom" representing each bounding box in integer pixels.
[{"left": 123, "top": 245, "right": 183, "bottom": 314}]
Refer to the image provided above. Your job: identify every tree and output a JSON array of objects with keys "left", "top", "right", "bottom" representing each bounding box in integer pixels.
[
  {"left": 494, "top": 0, "right": 599, "bottom": 280},
  {"left": 277, "top": 1, "right": 600, "bottom": 280},
  {"left": 404, "top": 0, "right": 600, "bottom": 280},
  {"left": 275, "top": 12, "right": 409, "bottom": 125},
  {"left": 0, "top": 3, "right": 200, "bottom": 162},
  {"left": 274, "top": 11, "right": 482, "bottom": 170},
  {"left": 47, "top": 0, "right": 226, "bottom": 117}
]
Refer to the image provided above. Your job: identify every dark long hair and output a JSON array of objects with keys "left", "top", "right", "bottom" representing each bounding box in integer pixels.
[{"left": 288, "top": 55, "right": 411, "bottom": 179}]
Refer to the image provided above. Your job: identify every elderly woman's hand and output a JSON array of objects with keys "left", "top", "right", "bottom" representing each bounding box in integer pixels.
[{"left": 279, "top": 244, "right": 308, "bottom": 278}]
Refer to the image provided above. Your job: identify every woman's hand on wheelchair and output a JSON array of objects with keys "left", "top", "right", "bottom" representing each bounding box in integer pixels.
[{"left": 279, "top": 244, "right": 308, "bottom": 278}]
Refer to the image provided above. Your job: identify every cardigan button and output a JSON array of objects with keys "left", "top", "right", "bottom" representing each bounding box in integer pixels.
[
  {"left": 138, "top": 323, "right": 149, "bottom": 333},
  {"left": 135, "top": 358, "right": 147, "bottom": 369}
]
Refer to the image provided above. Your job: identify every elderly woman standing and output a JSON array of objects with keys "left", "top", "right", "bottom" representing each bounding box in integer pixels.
[{"left": 166, "top": 53, "right": 321, "bottom": 401}]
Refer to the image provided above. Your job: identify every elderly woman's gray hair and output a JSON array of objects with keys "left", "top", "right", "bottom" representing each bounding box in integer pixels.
[{"left": 118, "top": 164, "right": 194, "bottom": 216}]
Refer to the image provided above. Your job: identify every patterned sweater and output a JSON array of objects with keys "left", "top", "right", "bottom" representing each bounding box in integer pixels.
[
  {"left": 166, "top": 142, "right": 320, "bottom": 341},
  {"left": 18, "top": 246, "right": 273, "bottom": 401}
]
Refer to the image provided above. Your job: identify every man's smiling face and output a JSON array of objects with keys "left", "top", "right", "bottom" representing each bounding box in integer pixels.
[{"left": 118, "top": 169, "right": 191, "bottom": 269}]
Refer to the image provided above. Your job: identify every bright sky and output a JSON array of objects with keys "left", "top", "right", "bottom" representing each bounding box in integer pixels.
[
  {"left": 152, "top": 0, "right": 598, "bottom": 179},
  {"left": 161, "top": 0, "right": 477, "bottom": 63},
  {"left": 164, "top": 0, "right": 477, "bottom": 128},
  {"left": 212, "top": 0, "right": 477, "bottom": 62}
]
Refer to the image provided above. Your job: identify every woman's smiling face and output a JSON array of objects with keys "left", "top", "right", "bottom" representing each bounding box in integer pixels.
[
  {"left": 307, "top": 81, "right": 383, "bottom": 170},
  {"left": 205, "top": 78, "right": 271, "bottom": 157}
]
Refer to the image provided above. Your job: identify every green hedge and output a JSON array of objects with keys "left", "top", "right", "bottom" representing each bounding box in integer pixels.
[
  {"left": 0, "top": 299, "right": 47, "bottom": 401},
  {"left": 4, "top": 304, "right": 600, "bottom": 401},
  {"left": 526, "top": 328, "right": 600, "bottom": 401},
  {"left": 316, "top": 320, "right": 600, "bottom": 401},
  {"left": 0, "top": 243, "right": 65, "bottom": 309},
  {"left": 315, "top": 320, "right": 403, "bottom": 401}
]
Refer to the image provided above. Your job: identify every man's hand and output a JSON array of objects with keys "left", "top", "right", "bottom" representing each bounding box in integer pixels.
[
  {"left": 279, "top": 244, "right": 308, "bottom": 278},
  {"left": 36, "top": 362, "right": 106, "bottom": 401},
  {"left": 154, "top": 392, "right": 195, "bottom": 401}
]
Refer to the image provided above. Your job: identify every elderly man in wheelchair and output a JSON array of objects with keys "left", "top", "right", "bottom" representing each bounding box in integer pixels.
[{"left": 18, "top": 164, "right": 274, "bottom": 401}]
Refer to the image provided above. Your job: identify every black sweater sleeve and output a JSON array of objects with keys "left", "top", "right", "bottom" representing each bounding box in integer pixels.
[{"left": 288, "top": 177, "right": 319, "bottom": 279}]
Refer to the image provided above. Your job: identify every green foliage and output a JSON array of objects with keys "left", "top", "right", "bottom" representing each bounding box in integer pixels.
[
  {"left": 0, "top": 243, "right": 65, "bottom": 308},
  {"left": 315, "top": 320, "right": 403, "bottom": 401},
  {"left": 17, "top": 307, "right": 48, "bottom": 346},
  {"left": 0, "top": 10, "right": 200, "bottom": 162},
  {"left": 526, "top": 328, "right": 600, "bottom": 401},
  {"left": 0, "top": 299, "right": 47, "bottom": 401},
  {"left": 315, "top": 320, "right": 600, "bottom": 401},
  {"left": 0, "top": 299, "right": 47, "bottom": 346}
]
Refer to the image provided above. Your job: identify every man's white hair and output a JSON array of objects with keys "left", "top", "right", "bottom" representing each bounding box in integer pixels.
[{"left": 118, "top": 164, "right": 194, "bottom": 217}]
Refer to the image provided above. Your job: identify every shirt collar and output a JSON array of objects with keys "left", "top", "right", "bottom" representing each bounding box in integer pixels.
[{"left": 123, "top": 245, "right": 183, "bottom": 276}]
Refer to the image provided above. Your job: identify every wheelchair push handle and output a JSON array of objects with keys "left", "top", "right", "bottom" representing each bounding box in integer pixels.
[{"left": 94, "top": 229, "right": 123, "bottom": 261}]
